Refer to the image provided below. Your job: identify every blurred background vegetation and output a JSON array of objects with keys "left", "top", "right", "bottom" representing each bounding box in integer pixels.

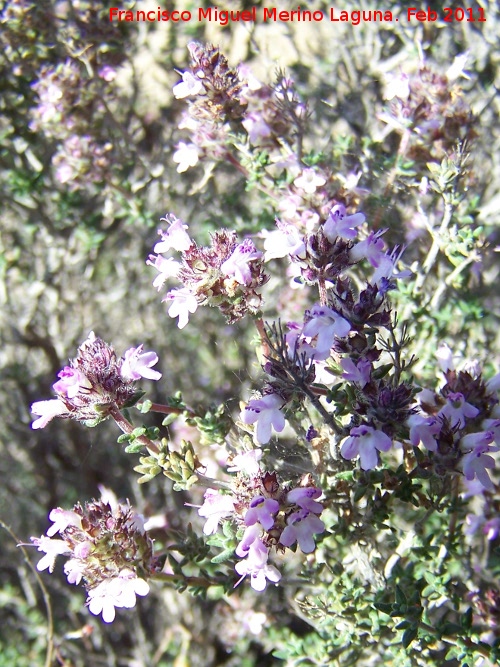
[{"left": 1, "top": 0, "right": 499, "bottom": 664}]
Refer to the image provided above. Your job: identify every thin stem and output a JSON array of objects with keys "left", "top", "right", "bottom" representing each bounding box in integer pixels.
[
  {"left": 412, "top": 201, "right": 454, "bottom": 297},
  {"left": 318, "top": 278, "right": 328, "bottom": 306},
  {"left": 3, "top": 521, "right": 54, "bottom": 667},
  {"left": 151, "top": 571, "right": 224, "bottom": 588},
  {"left": 141, "top": 402, "right": 196, "bottom": 418},
  {"left": 109, "top": 406, "right": 160, "bottom": 454},
  {"left": 254, "top": 316, "right": 271, "bottom": 358}
]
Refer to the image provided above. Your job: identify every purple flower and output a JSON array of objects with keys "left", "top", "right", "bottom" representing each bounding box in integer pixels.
[
  {"left": 235, "top": 523, "right": 261, "bottom": 557},
  {"left": 302, "top": 304, "right": 350, "bottom": 360},
  {"left": 408, "top": 414, "right": 442, "bottom": 452},
  {"left": 241, "top": 393, "right": 286, "bottom": 444},
  {"left": 482, "top": 419, "right": 500, "bottom": 446},
  {"left": 340, "top": 358, "right": 372, "bottom": 388},
  {"left": 349, "top": 230, "right": 386, "bottom": 266},
  {"left": 287, "top": 487, "right": 323, "bottom": 514},
  {"left": 163, "top": 287, "right": 198, "bottom": 329},
  {"left": 279, "top": 509, "right": 325, "bottom": 553},
  {"left": 234, "top": 538, "right": 281, "bottom": 591},
  {"left": 370, "top": 245, "right": 411, "bottom": 285},
  {"left": 323, "top": 204, "right": 365, "bottom": 241},
  {"left": 340, "top": 424, "right": 392, "bottom": 470},
  {"left": 484, "top": 518, "right": 500, "bottom": 541},
  {"left": 221, "top": 239, "right": 263, "bottom": 285},
  {"left": 120, "top": 345, "right": 162, "bottom": 382},
  {"left": 244, "top": 496, "right": 279, "bottom": 530},
  {"left": 197, "top": 489, "right": 235, "bottom": 535},
  {"left": 461, "top": 435, "right": 498, "bottom": 492},
  {"left": 438, "top": 392, "right": 480, "bottom": 429},
  {"left": 242, "top": 112, "right": 271, "bottom": 143}
]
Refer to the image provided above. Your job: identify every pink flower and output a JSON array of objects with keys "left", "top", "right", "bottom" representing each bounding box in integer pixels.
[
  {"left": 46, "top": 508, "right": 82, "bottom": 537},
  {"left": 87, "top": 569, "right": 150, "bottom": 623},
  {"left": 147, "top": 254, "right": 181, "bottom": 291},
  {"left": 263, "top": 221, "right": 306, "bottom": 261},
  {"left": 341, "top": 424, "right": 392, "bottom": 470},
  {"left": 294, "top": 168, "right": 326, "bottom": 194},
  {"left": 64, "top": 557, "right": 87, "bottom": 585},
  {"left": 235, "top": 523, "right": 262, "bottom": 557},
  {"left": 226, "top": 449, "right": 262, "bottom": 475},
  {"left": 31, "top": 399, "right": 70, "bottom": 429},
  {"left": 120, "top": 345, "right": 162, "bottom": 381},
  {"left": 30, "top": 536, "right": 71, "bottom": 572},
  {"left": 154, "top": 216, "right": 192, "bottom": 253},
  {"left": 279, "top": 509, "right": 325, "bottom": 553},
  {"left": 244, "top": 496, "right": 279, "bottom": 530},
  {"left": 323, "top": 204, "right": 365, "bottom": 241},
  {"left": 173, "top": 142, "right": 200, "bottom": 173},
  {"left": 370, "top": 246, "right": 411, "bottom": 285},
  {"left": 221, "top": 239, "right": 263, "bottom": 285},
  {"left": 240, "top": 393, "right": 286, "bottom": 444},
  {"left": 198, "top": 489, "right": 235, "bottom": 535},
  {"left": 173, "top": 70, "right": 204, "bottom": 99},
  {"left": 53, "top": 367, "right": 91, "bottom": 398},
  {"left": 242, "top": 112, "right": 271, "bottom": 143},
  {"left": 349, "top": 230, "right": 386, "bottom": 266},
  {"left": 164, "top": 287, "right": 198, "bottom": 329}
]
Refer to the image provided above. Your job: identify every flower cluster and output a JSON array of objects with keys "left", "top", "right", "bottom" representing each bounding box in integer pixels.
[
  {"left": 382, "top": 64, "right": 476, "bottom": 164},
  {"left": 31, "top": 332, "right": 161, "bottom": 429},
  {"left": 198, "top": 452, "right": 325, "bottom": 591},
  {"left": 409, "top": 366, "right": 500, "bottom": 491},
  {"left": 31, "top": 496, "right": 154, "bottom": 622},
  {"left": 148, "top": 214, "right": 268, "bottom": 327}
]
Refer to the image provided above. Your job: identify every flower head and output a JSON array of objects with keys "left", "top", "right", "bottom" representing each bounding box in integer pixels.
[
  {"left": 31, "top": 333, "right": 161, "bottom": 429},
  {"left": 30, "top": 498, "right": 154, "bottom": 622}
]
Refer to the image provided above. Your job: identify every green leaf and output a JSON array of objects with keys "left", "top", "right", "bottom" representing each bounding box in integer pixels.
[
  {"left": 402, "top": 625, "right": 418, "bottom": 648},
  {"left": 124, "top": 442, "right": 145, "bottom": 454},
  {"left": 395, "top": 585, "right": 408, "bottom": 606}
]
